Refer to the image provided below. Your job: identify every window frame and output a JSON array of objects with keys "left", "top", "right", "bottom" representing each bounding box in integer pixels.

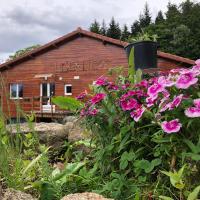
[
  {"left": 64, "top": 84, "right": 72, "bottom": 96},
  {"left": 10, "top": 83, "right": 23, "bottom": 99}
]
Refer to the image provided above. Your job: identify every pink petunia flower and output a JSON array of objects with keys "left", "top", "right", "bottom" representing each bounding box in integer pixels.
[
  {"left": 120, "top": 98, "right": 138, "bottom": 111},
  {"left": 147, "top": 83, "right": 165, "bottom": 100},
  {"left": 185, "top": 107, "right": 200, "bottom": 118},
  {"left": 161, "top": 119, "right": 182, "bottom": 134},
  {"left": 194, "top": 99, "right": 200, "bottom": 109},
  {"left": 176, "top": 72, "right": 198, "bottom": 89},
  {"left": 91, "top": 93, "right": 106, "bottom": 104},
  {"left": 95, "top": 76, "right": 108, "bottom": 86},
  {"left": 168, "top": 94, "right": 183, "bottom": 110},
  {"left": 130, "top": 107, "right": 145, "bottom": 122}
]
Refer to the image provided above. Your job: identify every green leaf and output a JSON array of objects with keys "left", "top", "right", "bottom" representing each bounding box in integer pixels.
[
  {"left": 159, "top": 196, "right": 173, "bottom": 200},
  {"left": 22, "top": 147, "right": 50, "bottom": 176},
  {"left": 152, "top": 158, "right": 161, "bottom": 167},
  {"left": 128, "top": 47, "right": 135, "bottom": 83},
  {"left": 52, "top": 96, "right": 83, "bottom": 111},
  {"left": 187, "top": 185, "right": 200, "bottom": 200},
  {"left": 135, "top": 69, "right": 143, "bottom": 83}
]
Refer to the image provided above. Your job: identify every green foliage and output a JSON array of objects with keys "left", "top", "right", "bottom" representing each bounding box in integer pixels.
[
  {"left": 52, "top": 96, "right": 83, "bottom": 112},
  {"left": 8, "top": 45, "right": 40, "bottom": 61},
  {"left": 89, "top": 0, "right": 200, "bottom": 60},
  {"left": 161, "top": 165, "right": 186, "bottom": 190},
  {"left": 121, "top": 24, "right": 130, "bottom": 41},
  {"left": 89, "top": 19, "right": 101, "bottom": 34},
  {"left": 106, "top": 17, "right": 121, "bottom": 39}
]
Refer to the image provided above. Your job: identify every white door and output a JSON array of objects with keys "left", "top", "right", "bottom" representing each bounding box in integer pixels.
[{"left": 40, "top": 83, "right": 55, "bottom": 112}]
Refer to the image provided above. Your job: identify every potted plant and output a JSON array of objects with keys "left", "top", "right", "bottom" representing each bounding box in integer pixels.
[{"left": 125, "top": 31, "right": 158, "bottom": 70}]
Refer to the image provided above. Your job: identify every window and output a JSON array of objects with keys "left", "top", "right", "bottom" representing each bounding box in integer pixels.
[
  {"left": 10, "top": 84, "right": 23, "bottom": 99},
  {"left": 65, "top": 84, "right": 72, "bottom": 95}
]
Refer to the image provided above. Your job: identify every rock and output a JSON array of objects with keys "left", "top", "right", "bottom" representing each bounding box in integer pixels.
[
  {"left": 61, "top": 192, "right": 113, "bottom": 200},
  {"left": 6, "top": 122, "right": 69, "bottom": 148},
  {"left": 3, "top": 188, "right": 37, "bottom": 200},
  {"left": 63, "top": 116, "right": 77, "bottom": 124},
  {"left": 67, "top": 119, "right": 90, "bottom": 143}
]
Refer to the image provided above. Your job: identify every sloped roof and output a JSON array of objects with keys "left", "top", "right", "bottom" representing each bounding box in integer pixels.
[{"left": 0, "top": 27, "right": 195, "bottom": 71}]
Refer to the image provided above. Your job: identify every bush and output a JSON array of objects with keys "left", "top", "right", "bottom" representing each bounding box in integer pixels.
[{"left": 76, "top": 59, "right": 200, "bottom": 199}]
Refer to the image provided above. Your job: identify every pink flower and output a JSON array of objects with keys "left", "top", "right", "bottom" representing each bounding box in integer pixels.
[
  {"left": 170, "top": 68, "right": 181, "bottom": 73},
  {"left": 162, "top": 89, "right": 170, "bottom": 98},
  {"left": 120, "top": 98, "right": 138, "bottom": 111},
  {"left": 158, "top": 76, "right": 175, "bottom": 87},
  {"left": 194, "top": 99, "right": 200, "bottom": 108},
  {"left": 146, "top": 97, "right": 155, "bottom": 107},
  {"left": 176, "top": 72, "right": 198, "bottom": 89},
  {"left": 108, "top": 82, "right": 119, "bottom": 90},
  {"left": 195, "top": 59, "right": 200, "bottom": 67},
  {"left": 95, "top": 76, "right": 108, "bottom": 86},
  {"left": 192, "top": 65, "right": 200, "bottom": 76},
  {"left": 185, "top": 107, "right": 200, "bottom": 118},
  {"left": 91, "top": 93, "right": 106, "bottom": 104},
  {"left": 168, "top": 94, "right": 183, "bottom": 110},
  {"left": 147, "top": 83, "right": 164, "bottom": 99},
  {"left": 159, "top": 101, "right": 169, "bottom": 112},
  {"left": 88, "top": 108, "right": 98, "bottom": 115},
  {"left": 130, "top": 107, "right": 145, "bottom": 122},
  {"left": 76, "top": 91, "right": 87, "bottom": 100},
  {"left": 161, "top": 119, "right": 182, "bottom": 134},
  {"left": 139, "top": 80, "right": 148, "bottom": 87}
]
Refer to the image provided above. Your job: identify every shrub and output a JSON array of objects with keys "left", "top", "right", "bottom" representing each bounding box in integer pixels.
[{"left": 75, "top": 59, "right": 200, "bottom": 199}]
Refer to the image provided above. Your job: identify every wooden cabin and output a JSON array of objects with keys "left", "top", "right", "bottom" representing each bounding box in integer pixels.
[{"left": 0, "top": 27, "right": 195, "bottom": 120}]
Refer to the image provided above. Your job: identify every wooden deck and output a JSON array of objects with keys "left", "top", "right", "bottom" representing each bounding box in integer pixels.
[{"left": 20, "top": 96, "right": 72, "bottom": 119}]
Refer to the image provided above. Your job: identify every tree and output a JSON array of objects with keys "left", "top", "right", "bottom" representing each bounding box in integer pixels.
[
  {"left": 106, "top": 17, "right": 121, "bottom": 39},
  {"left": 171, "top": 24, "right": 191, "bottom": 57},
  {"left": 121, "top": 24, "right": 130, "bottom": 41},
  {"left": 89, "top": 19, "right": 101, "bottom": 34},
  {"left": 131, "top": 20, "right": 141, "bottom": 36},
  {"left": 100, "top": 20, "right": 107, "bottom": 36},
  {"left": 165, "top": 3, "right": 181, "bottom": 26},
  {"left": 155, "top": 11, "right": 165, "bottom": 24},
  {"left": 139, "top": 2, "right": 151, "bottom": 28},
  {"left": 8, "top": 44, "right": 41, "bottom": 61}
]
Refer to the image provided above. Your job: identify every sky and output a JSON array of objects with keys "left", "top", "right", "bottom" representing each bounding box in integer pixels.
[{"left": 0, "top": 0, "right": 190, "bottom": 62}]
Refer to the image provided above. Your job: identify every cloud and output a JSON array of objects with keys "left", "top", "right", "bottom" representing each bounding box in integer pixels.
[{"left": 0, "top": 0, "right": 185, "bottom": 61}]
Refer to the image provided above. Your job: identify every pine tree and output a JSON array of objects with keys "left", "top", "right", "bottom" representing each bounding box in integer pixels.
[
  {"left": 131, "top": 20, "right": 141, "bottom": 36},
  {"left": 106, "top": 17, "right": 121, "bottom": 39},
  {"left": 89, "top": 19, "right": 101, "bottom": 34},
  {"left": 121, "top": 24, "right": 130, "bottom": 41},
  {"left": 165, "top": 3, "right": 181, "bottom": 26},
  {"left": 139, "top": 2, "right": 151, "bottom": 28},
  {"left": 155, "top": 11, "right": 164, "bottom": 24},
  {"left": 100, "top": 20, "right": 107, "bottom": 36}
]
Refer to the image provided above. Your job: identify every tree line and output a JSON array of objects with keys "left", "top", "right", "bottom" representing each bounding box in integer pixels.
[{"left": 89, "top": 0, "right": 200, "bottom": 60}]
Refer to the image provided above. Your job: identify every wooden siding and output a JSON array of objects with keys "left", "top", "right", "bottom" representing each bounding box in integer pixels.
[{"left": 0, "top": 35, "right": 193, "bottom": 118}]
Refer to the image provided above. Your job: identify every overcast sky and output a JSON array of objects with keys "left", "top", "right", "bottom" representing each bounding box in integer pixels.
[{"left": 0, "top": 0, "right": 191, "bottom": 62}]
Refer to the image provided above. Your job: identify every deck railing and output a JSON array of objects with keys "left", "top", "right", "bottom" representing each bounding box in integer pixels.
[{"left": 19, "top": 96, "right": 71, "bottom": 118}]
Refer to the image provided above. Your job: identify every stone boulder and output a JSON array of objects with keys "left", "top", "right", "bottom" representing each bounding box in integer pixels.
[
  {"left": 2, "top": 189, "right": 37, "bottom": 200},
  {"left": 61, "top": 192, "right": 113, "bottom": 200},
  {"left": 63, "top": 116, "right": 77, "bottom": 124},
  {"left": 66, "top": 118, "right": 91, "bottom": 143},
  {"left": 6, "top": 122, "right": 69, "bottom": 148}
]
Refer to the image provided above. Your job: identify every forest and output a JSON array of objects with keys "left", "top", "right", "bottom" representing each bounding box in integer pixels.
[{"left": 89, "top": 0, "right": 200, "bottom": 60}]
